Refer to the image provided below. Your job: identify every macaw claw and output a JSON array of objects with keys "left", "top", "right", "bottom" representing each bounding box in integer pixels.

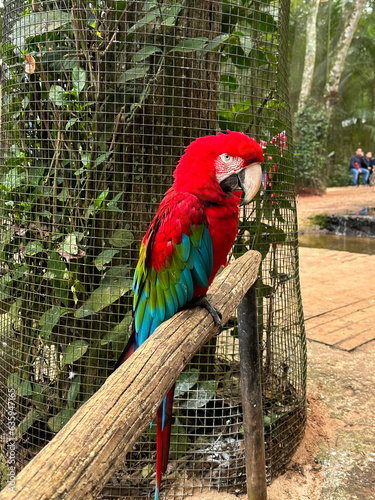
[{"left": 190, "top": 296, "right": 222, "bottom": 328}]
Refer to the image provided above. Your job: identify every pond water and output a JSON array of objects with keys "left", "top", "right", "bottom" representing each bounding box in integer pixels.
[
  {"left": 299, "top": 233, "right": 375, "bottom": 255},
  {"left": 299, "top": 206, "right": 375, "bottom": 255}
]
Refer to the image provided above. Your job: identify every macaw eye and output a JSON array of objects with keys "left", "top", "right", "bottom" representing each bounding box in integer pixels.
[{"left": 220, "top": 153, "right": 232, "bottom": 163}]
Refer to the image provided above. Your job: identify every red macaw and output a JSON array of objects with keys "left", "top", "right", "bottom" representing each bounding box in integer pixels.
[{"left": 116, "top": 130, "right": 263, "bottom": 499}]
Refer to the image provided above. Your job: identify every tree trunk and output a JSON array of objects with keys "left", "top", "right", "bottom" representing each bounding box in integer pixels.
[
  {"left": 297, "top": 0, "right": 320, "bottom": 111},
  {"left": 119, "top": 0, "right": 221, "bottom": 249},
  {"left": 325, "top": 0, "right": 366, "bottom": 117}
]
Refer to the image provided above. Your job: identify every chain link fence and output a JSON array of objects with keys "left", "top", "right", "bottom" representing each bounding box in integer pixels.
[{"left": 0, "top": 0, "right": 306, "bottom": 497}]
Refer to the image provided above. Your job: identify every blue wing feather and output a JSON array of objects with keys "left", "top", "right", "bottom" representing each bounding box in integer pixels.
[
  {"left": 185, "top": 245, "right": 195, "bottom": 270},
  {"left": 164, "top": 287, "right": 177, "bottom": 319},
  {"left": 175, "top": 282, "right": 186, "bottom": 308},
  {"left": 139, "top": 303, "right": 153, "bottom": 344},
  {"left": 181, "top": 262, "right": 194, "bottom": 302},
  {"left": 191, "top": 249, "right": 209, "bottom": 288}
]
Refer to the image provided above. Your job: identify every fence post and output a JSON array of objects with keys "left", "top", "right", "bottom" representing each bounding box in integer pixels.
[{"left": 237, "top": 284, "right": 267, "bottom": 500}]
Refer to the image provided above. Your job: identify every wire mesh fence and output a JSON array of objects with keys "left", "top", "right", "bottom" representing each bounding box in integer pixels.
[{"left": 0, "top": 0, "right": 306, "bottom": 498}]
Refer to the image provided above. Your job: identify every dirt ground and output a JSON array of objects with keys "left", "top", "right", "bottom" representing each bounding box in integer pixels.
[{"left": 190, "top": 186, "right": 375, "bottom": 500}]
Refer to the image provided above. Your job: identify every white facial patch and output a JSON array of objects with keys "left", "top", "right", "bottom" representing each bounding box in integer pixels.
[{"left": 215, "top": 154, "right": 245, "bottom": 184}]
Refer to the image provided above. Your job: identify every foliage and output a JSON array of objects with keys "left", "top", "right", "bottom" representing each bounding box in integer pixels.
[
  {"left": 293, "top": 104, "right": 328, "bottom": 193},
  {"left": 308, "top": 213, "right": 328, "bottom": 230},
  {"left": 0, "top": 0, "right": 291, "bottom": 457}
]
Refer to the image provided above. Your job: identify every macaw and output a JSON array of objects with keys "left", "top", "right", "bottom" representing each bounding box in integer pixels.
[{"left": 116, "top": 130, "right": 263, "bottom": 499}]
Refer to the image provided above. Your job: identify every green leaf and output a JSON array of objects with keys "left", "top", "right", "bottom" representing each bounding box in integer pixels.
[
  {"left": 16, "top": 409, "right": 40, "bottom": 439},
  {"left": 39, "top": 306, "right": 68, "bottom": 340},
  {"left": 61, "top": 234, "right": 79, "bottom": 255},
  {"left": 9, "top": 299, "right": 22, "bottom": 324},
  {"left": 67, "top": 376, "right": 81, "bottom": 407},
  {"left": 162, "top": 3, "right": 184, "bottom": 25},
  {"left": 101, "top": 265, "right": 130, "bottom": 285},
  {"left": 48, "top": 251, "right": 67, "bottom": 278},
  {"left": 169, "top": 418, "right": 188, "bottom": 458},
  {"left": 170, "top": 37, "right": 208, "bottom": 53},
  {"left": 72, "top": 67, "right": 86, "bottom": 94},
  {"left": 49, "top": 85, "right": 66, "bottom": 106},
  {"left": 263, "top": 413, "right": 282, "bottom": 428},
  {"left": 1, "top": 168, "right": 26, "bottom": 190},
  {"left": 107, "top": 192, "right": 123, "bottom": 211},
  {"left": 259, "top": 13, "right": 277, "bottom": 34},
  {"left": 48, "top": 408, "right": 76, "bottom": 433},
  {"left": 57, "top": 188, "right": 68, "bottom": 202},
  {"left": 61, "top": 340, "right": 89, "bottom": 365},
  {"left": 8, "top": 373, "right": 33, "bottom": 397},
  {"left": 220, "top": 74, "right": 238, "bottom": 91},
  {"left": 174, "top": 368, "right": 199, "bottom": 398},
  {"left": 93, "top": 151, "right": 113, "bottom": 169},
  {"left": 66, "top": 117, "right": 79, "bottom": 130},
  {"left": 75, "top": 278, "right": 132, "bottom": 318},
  {"left": 263, "top": 415, "right": 272, "bottom": 427},
  {"left": 229, "top": 44, "right": 250, "bottom": 69},
  {"left": 119, "top": 64, "right": 150, "bottom": 83},
  {"left": 108, "top": 229, "right": 134, "bottom": 248},
  {"left": 101, "top": 311, "right": 132, "bottom": 345},
  {"left": 204, "top": 34, "right": 230, "bottom": 52},
  {"left": 240, "top": 35, "right": 253, "bottom": 55},
  {"left": 48, "top": 251, "right": 69, "bottom": 306},
  {"left": 18, "top": 380, "right": 33, "bottom": 397},
  {"left": 94, "top": 188, "right": 109, "bottom": 208},
  {"left": 132, "top": 46, "right": 163, "bottom": 62},
  {"left": 24, "top": 241, "right": 44, "bottom": 256},
  {"left": 80, "top": 152, "right": 91, "bottom": 166},
  {"left": 42, "top": 48, "right": 79, "bottom": 72},
  {"left": 32, "top": 383, "right": 48, "bottom": 412},
  {"left": 43, "top": 271, "right": 57, "bottom": 280},
  {"left": 39, "top": 210, "right": 53, "bottom": 219},
  {"left": 179, "top": 380, "right": 218, "bottom": 409},
  {"left": 11, "top": 10, "right": 71, "bottom": 50},
  {"left": 8, "top": 372, "right": 21, "bottom": 390},
  {"left": 127, "top": 8, "right": 164, "bottom": 37},
  {"left": 0, "top": 228, "right": 15, "bottom": 251},
  {"left": 94, "top": 249, "right": 119, "bottom": 271}
]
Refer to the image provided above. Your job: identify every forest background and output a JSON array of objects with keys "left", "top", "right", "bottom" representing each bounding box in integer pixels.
[
  {"left": 291, "top": 0, "right": 374, "bottom": 192},
  {"left": 0, "top": 0, "right": 374, "bottom": 191}
]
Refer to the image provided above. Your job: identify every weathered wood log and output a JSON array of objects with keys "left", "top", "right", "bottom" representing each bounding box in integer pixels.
[
  {"left": 238, "top": 285, "right": 267, "bottom": 500},
  {"left": 0, "top": 250, "right": 261, "bottom": 500}
]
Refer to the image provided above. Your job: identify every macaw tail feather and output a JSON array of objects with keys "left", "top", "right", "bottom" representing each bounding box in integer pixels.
[{"left": 155, "top": 385, "right": 175, "bottom": 499}]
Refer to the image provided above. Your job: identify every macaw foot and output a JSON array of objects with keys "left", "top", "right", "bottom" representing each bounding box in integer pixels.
[{"left": 190, "top": 297, "right": 222, "bottom": 328}]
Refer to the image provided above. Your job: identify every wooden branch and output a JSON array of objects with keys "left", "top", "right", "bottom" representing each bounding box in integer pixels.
[
  {"left": 1, "top": 250, "right": 261, "bottom": 500},
  {"left": 238, "top": 286, "right": 267, "bottom": 500}
]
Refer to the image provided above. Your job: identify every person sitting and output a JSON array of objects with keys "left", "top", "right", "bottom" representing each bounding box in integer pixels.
[
  {"left": 363, "top": 151, "right": 374, "bottom": 185},
  {"left": 364, "top": 151, "right": 373, "bottom": 172},
  {"left": 365, "top": 152, "right": 375, "bottom": 186},
  {"left": 349, "top": 148, "right": 370, "bottom": 186}
]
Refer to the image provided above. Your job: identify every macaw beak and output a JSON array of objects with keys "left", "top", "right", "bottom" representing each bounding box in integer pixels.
[{"left": 238, "top": 162, "right": 263, "bottom": 206}]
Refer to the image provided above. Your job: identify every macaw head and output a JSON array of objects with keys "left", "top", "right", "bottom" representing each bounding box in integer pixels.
[{"left": 173, "top": 130, "right": 263, "bottom": 205}]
